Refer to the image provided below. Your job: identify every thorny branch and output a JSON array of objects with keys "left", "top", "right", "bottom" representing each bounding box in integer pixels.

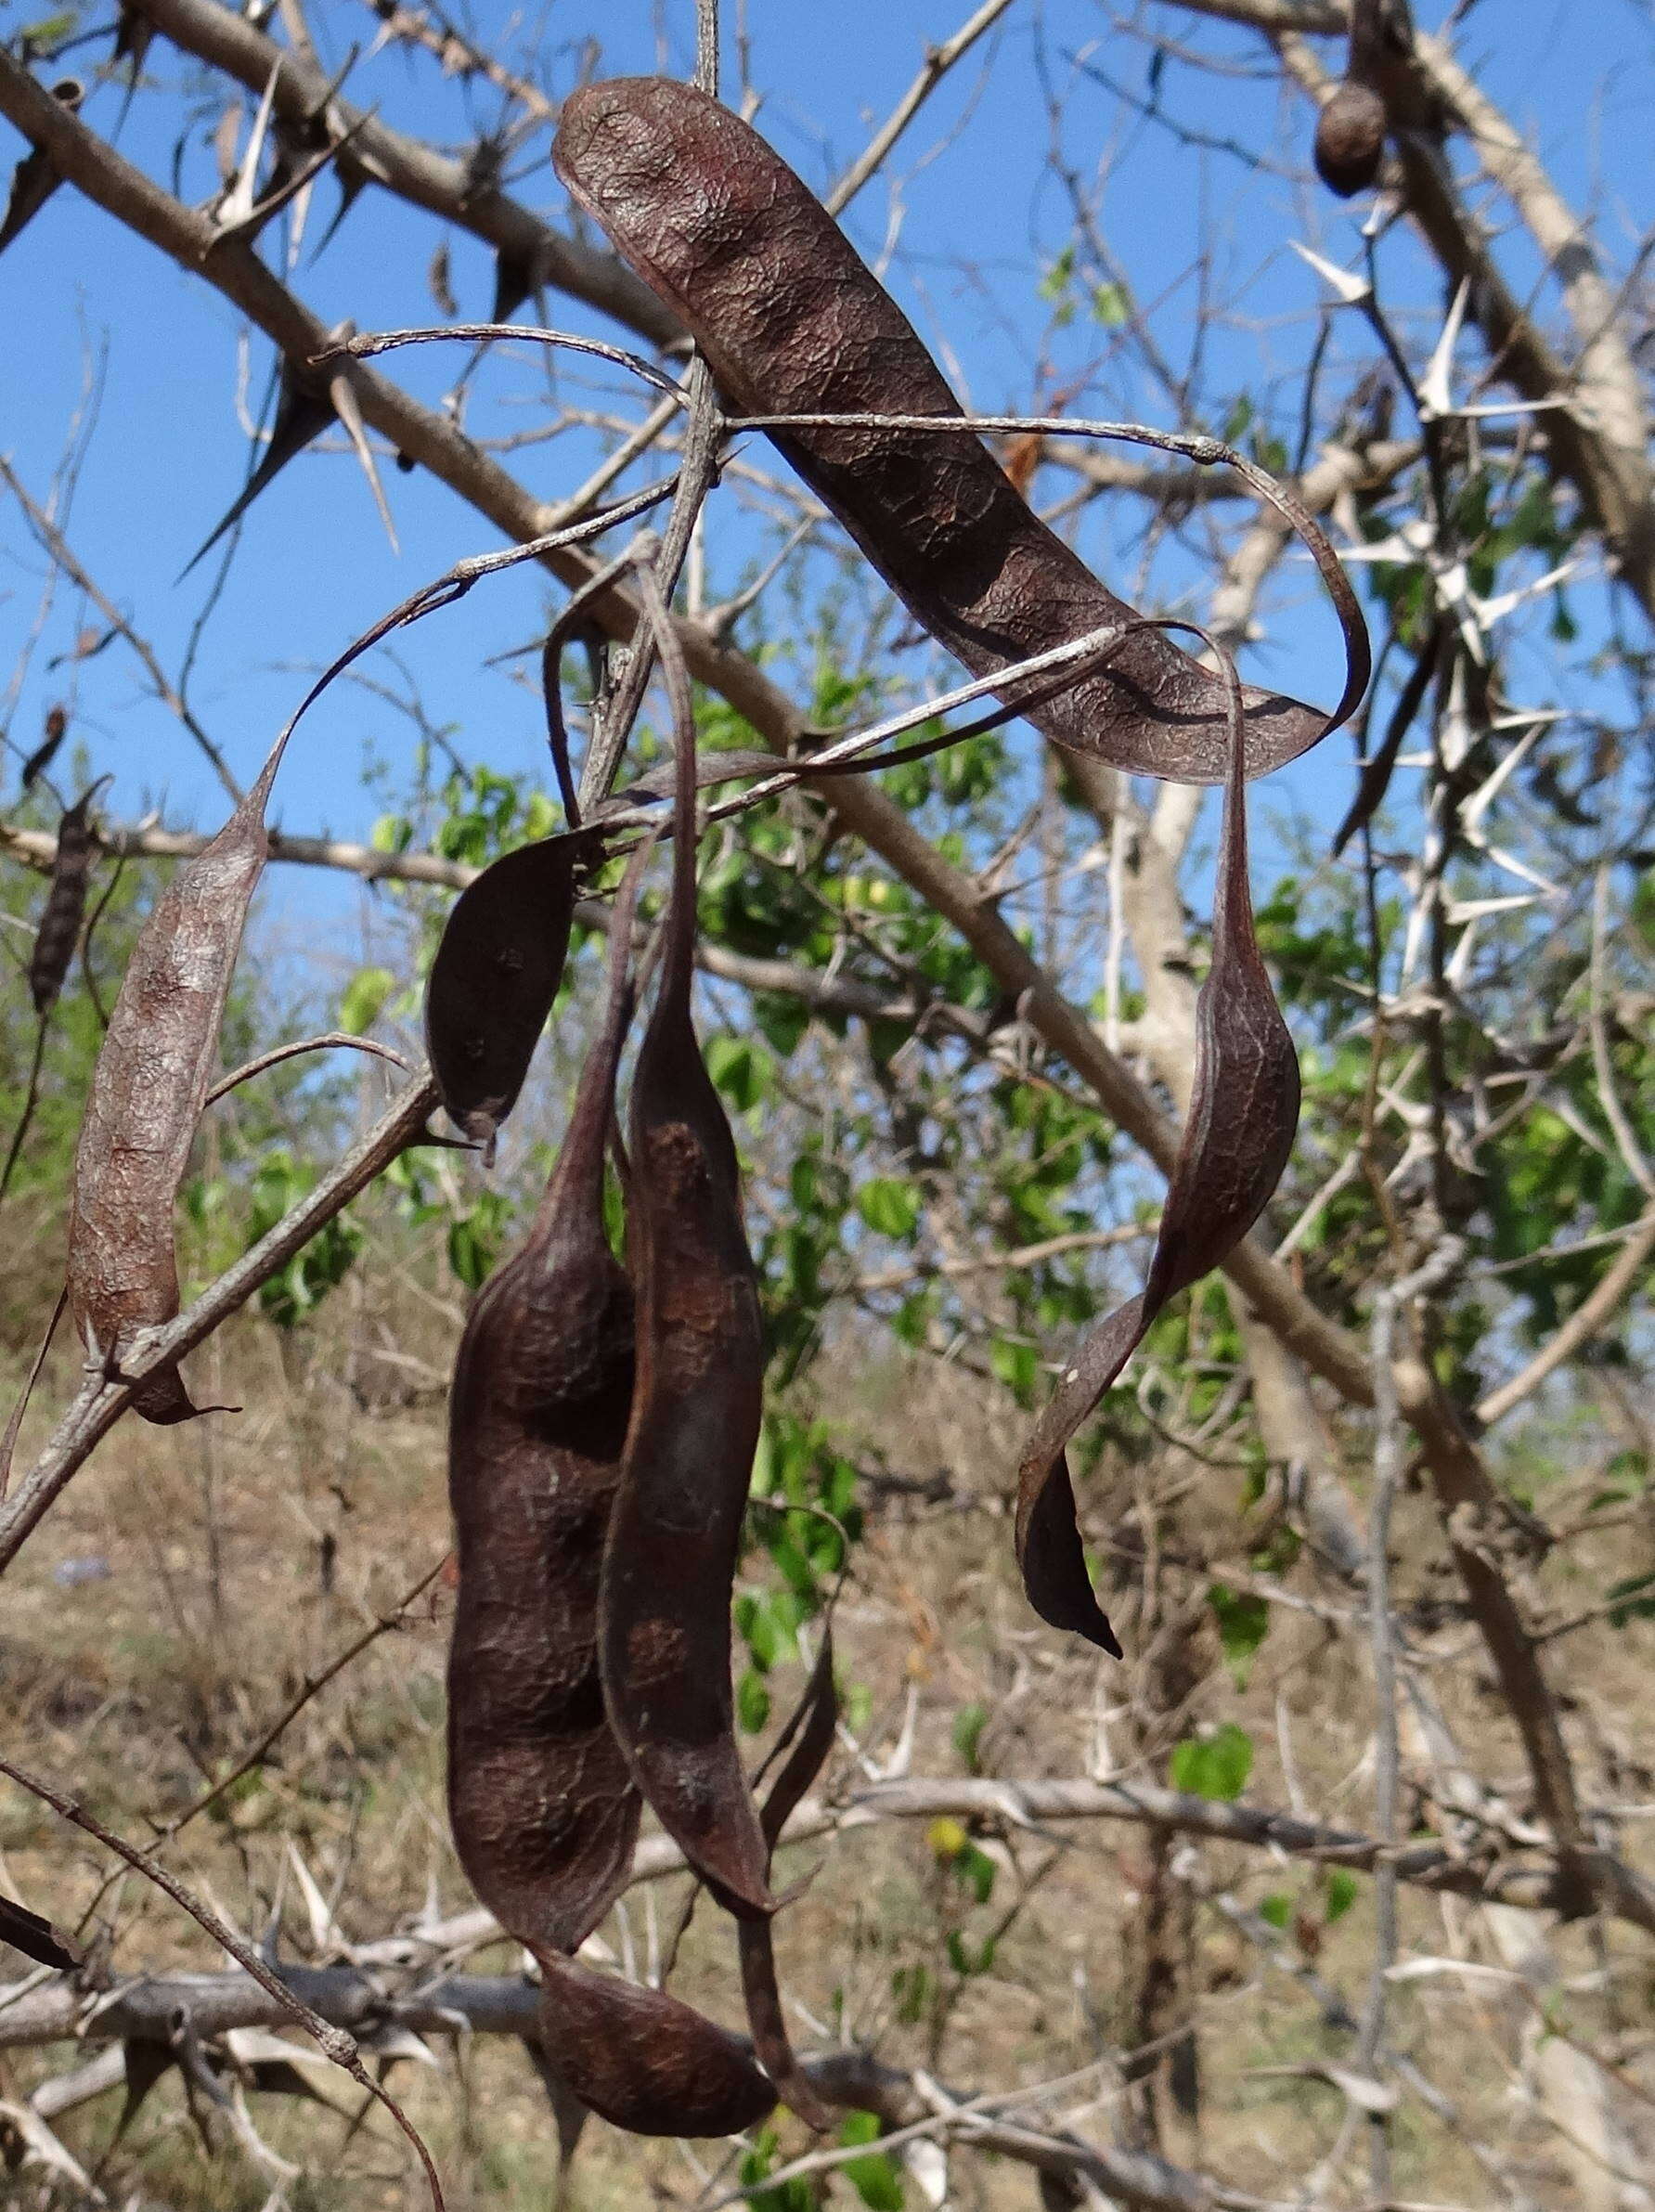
[
  {"left": 0, "top": 31, "right": 1642, "bottom": 1908},
  {"left": 1, "top": 6, "right": 1651, "bottom": 2198}
]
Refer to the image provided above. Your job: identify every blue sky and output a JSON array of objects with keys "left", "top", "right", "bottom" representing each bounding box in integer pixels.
[{"left": 1, "top": 0, "right": 1648, "bottom": 963}]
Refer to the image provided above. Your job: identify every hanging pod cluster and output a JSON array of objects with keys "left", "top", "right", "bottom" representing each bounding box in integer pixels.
[
  {"left": 427, "top": 72, "right": 1364, "bottom": 2140},
  {"left": 550, "top": 84, "right": 1359, "bottom": 1652},
  {"left": 441, "top": 583, "right": 834, "bottom": 2139}
]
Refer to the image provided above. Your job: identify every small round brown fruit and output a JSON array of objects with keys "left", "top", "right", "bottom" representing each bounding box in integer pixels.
[{"left": 1314, "top": 81, "right": 1387, "bottom": 197}]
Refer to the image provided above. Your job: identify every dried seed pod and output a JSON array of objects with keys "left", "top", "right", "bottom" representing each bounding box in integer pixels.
[
  {"left": 553, "top": 78, "right": 1327, "bottom": 787},
  {"left": 446, "top": 847, "right": 778, "bottom": 2139},
  {"left": 425, "top": 838, "right": 582, "bottom": 1152},
  {"left": 1015, "top": 647, "right": 1299, "bottom": 1649},
  {"left": 535, "top": 1951, "right": 774, "bottom": 2138},
  {"left": 599, "top": 577, "right": 775, "bottom": 1923},
  {"left": 446, "top": 853, "right": 643, "bottom": 1955},
  {"left": 66, "top": 755, "right": 280, "bottom": 1424},
  {"left": 737, "top": 1634, "right": 839, "bottom": 2132},
  {"left": 1314, "top": 80, "right": 1388, "bottom": 198},
  {"left": 29, "top": 782, "right": 103, "bottom": 1015},
  {"left": 20, "top": 702, "right": 68, "bottom": 790},
  {"left": 425, "top": 571, "right": 622, "bottom": 1150},
  {"left": 1314, "top": 0, "right": 1411, "bottom": 197}
]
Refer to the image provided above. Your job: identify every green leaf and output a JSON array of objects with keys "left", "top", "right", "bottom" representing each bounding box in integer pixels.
[
  {"left": 20, "top": 12, "right": 79, "bottom": 49},
  {"left": 957, "top": 1842, "right": 997, "bottom": 1905},
  {"left": 858, "top": 1178, "right": 921, "bottom": 1238},
  {"left": 838, "top": 2113, "right": 905, "bottom": 2211},
  {"left": 1259, "top": 1892, "right": 1291, "bottom": 1931},
  {"left": 1170, "top": 1723, "right": 1253, "bottom": 1802},
  {"left": 706, "top": 1033, "right": 775, "bottom": 1112},
  {"left": 339, "top": 964, "right": 395, "bottom": 1035},
  {"left": 446, "top": 1213, "right": 494, "bottom": 1292},
  {"left": 737, "top": 1668, "right": 771, "bottom": 1734},
  {"left": 1038, "top": 245, "right": 1076, "bottom": 302},
  {"left": 946, "top": 1928, "right": 999, "bottom": 1976},
  {"left": 1208, "top": 1583, "right": 1271, "bottom": 1686},
  {"left": 1091, "top": 280, "right": 1130, "bottom": 327},
  {"left": 989, "top": 1335, "right": 1039, "bottom": 1404},
  {"left": 1324, "top": 1869, "right": 1359, "bottom": 1923},
  {"left": 740, "top": 2126, "right": 815, "bottom": 2212},
  {"left": 1607, "top": 1572, "right": 1655, "bottom": 1629},
  {"left": 951, "top": 1702, "right": 989, "bottom": 1775}
]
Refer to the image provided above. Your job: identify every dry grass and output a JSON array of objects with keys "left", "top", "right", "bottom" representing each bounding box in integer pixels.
[{"left": 1, "top": 1261, "right": 1653, "bottom": 2210}]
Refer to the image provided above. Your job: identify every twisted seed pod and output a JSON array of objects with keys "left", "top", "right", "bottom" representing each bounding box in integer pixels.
[
  {"left": 1015, "top": 641, "right": 1299, "bottom": 1649},
  {"left": 738, "top": 1634, "right": 839, "bottom": 2131},
  {"left": 599, "top": 577, "right": 775, "bottom": 1925},
  {"left": 553, "top": 78, "right": 1327, "bottom": 787}
]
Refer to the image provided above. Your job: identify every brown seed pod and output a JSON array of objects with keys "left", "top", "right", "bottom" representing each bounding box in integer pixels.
[
  {"left": 599, "top": 575, "right": 776, "bottom": 1924},
  {"left": 737, "top": 1633, "right": 838, "bottom": 2131},
  {"left": 1313, "top": 0, "right": 1410, "bottom": 198},
  {"left": 1314, "top": 80, "right": 1387, "bottom": 198},
  {"left": 535, "top": 1951, "right": 775, "bottom": 2139},
  {"left": 446, "top": 846, "right": 778, "bottom": 2139},
  {"left": 425, "top": 566, "right": 625, "bottom": 1150},
  {"left": 1015, "top": 640, "right": 1299, "bottom": 1649},
  {"left": 29, "top": 781, "right": 104, "bottom": 1016},
  {"left": 446, "top": 850, "right": 644, "bottom": 1955},
  {"left": 66, "top": 754, "right": 279, "bottom": 1424},
  {"left": 425, "top": 838, "right": 583, "bottom": 1153},
  {"left": 553, "top": 78, "right": 1329, "bottom": 787}
]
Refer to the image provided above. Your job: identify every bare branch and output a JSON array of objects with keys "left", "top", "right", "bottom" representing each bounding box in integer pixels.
[{"left": 130, "top": 0, "right": 680, "bottom": 348}]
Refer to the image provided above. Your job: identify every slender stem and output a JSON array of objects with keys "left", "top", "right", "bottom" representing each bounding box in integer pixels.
[
  {"left": 0, "top": 1073, "right": 440, "bottom": 1578},
  {"left": 0, "top": 1747, "right": 447, "bottom": 2211}
]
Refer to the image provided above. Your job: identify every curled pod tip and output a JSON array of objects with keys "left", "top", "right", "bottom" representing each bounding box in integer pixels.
[
  {"left": 536, "top": 1951, "right": 776, "bottom": 2139},
  {"left": 1015, "top": 650, "right": 1299, "bottom": 1648}
]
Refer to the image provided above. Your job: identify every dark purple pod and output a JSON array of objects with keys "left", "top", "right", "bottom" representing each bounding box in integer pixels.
[
  {"left": 1015, "top": 660, "right": 1299, "bottom": 1649},
  {"left": 29, "top": 783, "right": 101, "bottom": 1016},
  {"left": 599, "top": 593, "right": 774, "bottom": 1924},
  {"left": 425, "top": 836, "right": 583, "bottom": 1151},
  {"left": 536, "top": 1952, "right": 775, "bottom": 2138},
  {"left": 554, "top": 78, "right": 1329, "bottom": 787},
  {"left": 446, "top": 855, "right": 643, "bottom": 1953}
]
